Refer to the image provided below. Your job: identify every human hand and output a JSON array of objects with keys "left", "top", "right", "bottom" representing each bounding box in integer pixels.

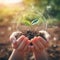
[
  {"left": 31, "top": 36, "right": 49, "bottom": 60},
  {"left": 9, "top": 30, "right": 50, "bottom": 60},
  {"left": 9, "top": 31, "right": 30, "bottom": 60}
]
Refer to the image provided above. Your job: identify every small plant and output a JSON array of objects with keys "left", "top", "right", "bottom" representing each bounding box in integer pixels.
[
  {"left": 13, "top": 7, "right": 47, "bottom": 40},
  {"left": 16, "top": 7, "right": 46, "bottom": 29}
]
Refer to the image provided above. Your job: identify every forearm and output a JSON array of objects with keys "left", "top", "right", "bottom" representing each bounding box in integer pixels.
[
  {"left": 8, "top": 49, "right": 24, "bottom": 60},
  {"left": 35, "top": 50, "right": 48, "bottom": 60}
]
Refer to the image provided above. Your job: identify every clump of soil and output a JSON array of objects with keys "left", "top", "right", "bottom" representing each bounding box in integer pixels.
[
  {"left": 24, "top": 30, "right": 38, "bottom": 45},
  {"left": 24, "top": 30, "right": 38, "bottom": 40},
  {"left": 15, "top": 30, "right": 47, "bottom": 41}
]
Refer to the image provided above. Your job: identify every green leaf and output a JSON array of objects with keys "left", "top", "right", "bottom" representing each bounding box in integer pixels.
[{"left": 32, "top": 18, "right": 39, "bottom": 25}]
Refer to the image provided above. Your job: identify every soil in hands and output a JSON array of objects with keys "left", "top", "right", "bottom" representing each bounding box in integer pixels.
[{"left": 15, "top": 30, "right": 46, "bottom": 45}]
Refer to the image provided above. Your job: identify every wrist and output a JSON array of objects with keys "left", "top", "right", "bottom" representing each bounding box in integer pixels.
[
  {"left": 34, "top": 50, "right": 48, "bottom": 60},
  {"left": 9, "top": 49, "right": 24, "bottom": 60}
]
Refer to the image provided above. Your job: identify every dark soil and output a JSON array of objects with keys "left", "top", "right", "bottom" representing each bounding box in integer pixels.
[
  {"left": 24, "top": 30, "right": 38, "bottom": 40},
  {"left": 15, "top": 30, "right": 47, "bottom": 45},
  {"left": 15, "top": 30, "right": 47, "bottom": 40}
]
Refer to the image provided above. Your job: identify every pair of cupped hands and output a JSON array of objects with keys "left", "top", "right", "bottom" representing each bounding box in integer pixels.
[{"left": 9, "top": 31, "right": 50, "bottom": 60}]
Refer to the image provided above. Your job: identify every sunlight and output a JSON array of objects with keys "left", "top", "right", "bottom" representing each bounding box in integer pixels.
[{"left": 0, "top": 0, "right": 23, "bottom": 4}]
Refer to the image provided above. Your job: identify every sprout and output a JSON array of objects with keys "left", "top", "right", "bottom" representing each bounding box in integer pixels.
[{"left": 13, "top": 6, "right": 47, "bottom": 31}]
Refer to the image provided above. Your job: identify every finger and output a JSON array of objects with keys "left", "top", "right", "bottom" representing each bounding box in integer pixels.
[
  {"left": 12, "top": 41, "right": 18, "bottom": 49},
  {"left": 13, "top": 35, "right": 25, "bottom": 49},
  {"left": 24, "top": 40, "right": 30, "bottom": 52},
  {"left": 9, "top": 33, "right": 16, "bottom": 43},
  {"left": 10, "top": 39, "right": 17, "bottom": 49},
  {"left": 30, "top": 45, "right": 37, "bottom": 54},
  {"left": 10, "top": 31, "right": 21, "bottom": 41},
  {"left": 35, "top": 37, "right": 44, "bottom": 50},
  {"left": 39, "top": 30, "right": 50, "bottom": 41},
  {"left": 17, "top": 37, "right": 29, "bottom": 51},
  {"left": 31, "top": 37, "right": 40, "bottom": 51},
  {"left": 31, "top": 45, "right": 34, "bottom": 52},
  {"left": 32, "top": 37, "right": 44, "bottom": 51},
  {"left": 31, "top": 46, "right": 40, "bottom": 56},
  {"left": 38, "top": 36, "right": 49, "bottom": 48},
  {"left": 17, "top": 35, "right": 26, "bottom": 46},
  {"left": 28, "top": 45, "right": 32, "bottom": 52},
  {"left": 9, "top": 32, "right": 17, "bottom": 48}
]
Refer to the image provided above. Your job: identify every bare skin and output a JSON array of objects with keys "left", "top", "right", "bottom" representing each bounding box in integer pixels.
[
  {"left": 31, "top": 36, "right": 49, "bottom": 60},
  {"left": 9, "top": 31, "right": 50, "bottom": 60},
  {"left": 9, "top": 35, "right": 30, "bottom": 60}
]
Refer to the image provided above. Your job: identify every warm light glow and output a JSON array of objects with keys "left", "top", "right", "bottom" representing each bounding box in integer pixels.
[{"left": 0, "top": 0, "right": 22, "bottom": 4}]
